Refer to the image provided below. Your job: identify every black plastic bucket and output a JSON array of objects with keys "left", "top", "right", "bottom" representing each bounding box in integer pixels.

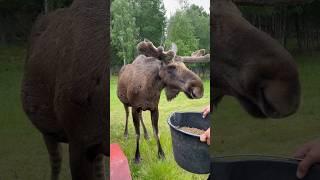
[
  {"left": 168, "top": 112, "right": 210, "bottom": 174},
  {"left": 211, "top": 155, "right": 320, "bottom": 180}
]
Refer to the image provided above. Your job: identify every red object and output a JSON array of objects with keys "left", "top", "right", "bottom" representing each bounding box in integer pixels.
[{"left": 110, "top": 143, "right": 132, "bottom": 180}]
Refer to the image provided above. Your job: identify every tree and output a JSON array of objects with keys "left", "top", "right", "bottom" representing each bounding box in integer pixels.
[
  {"left": 111, "top": 0, "right": 139, "bottom": 65},
  {"left": 185, "top": 4, "right": 210, "bottom": 51},
  {"left": 134, "top": 0, "right": 166, "bottom": 46},
  {"left": 166, "top": 10, "right": 199, "bottom": 56},
  {"left": 165, "top": 4, "right": 210, "bottom": 77}
]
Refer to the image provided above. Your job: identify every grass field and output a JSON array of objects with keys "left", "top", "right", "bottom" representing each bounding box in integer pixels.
[
  {"left": 212, "top": 52, "right": 320, "bottom": 157},
  {"left": 1, "top": 45, "right": 320, "bottom": 179},
  {"left": 110, "top": 76, "right": 210, "bottom": 180},
  {"left": 0, "top": 46, "right": 72, "bottom": 179}
]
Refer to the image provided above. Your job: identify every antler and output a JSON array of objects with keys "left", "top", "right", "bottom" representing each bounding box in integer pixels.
[
  {"left": 175, "top": 49, "right": 210, "bottom": 63},
  {"left": 233, "top": 0, "right": 313, "bottom": 5},
  {"left": 137, "top": 39, "right": 160, "bottom": 58},
  {"left": 137, "top": 40, "right": 175, "bottom": 61},
  {"left": 176, "top": 54, "right": 210, "bottom": 63}
]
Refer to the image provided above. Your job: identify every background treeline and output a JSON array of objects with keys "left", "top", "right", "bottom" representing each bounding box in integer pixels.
[
  {"left": 0, "top": 0, "right": 210, "bottom": 76},
  {"left": 110, "top": 0, "right": 210, "bottom": 76},
  {"left": 5, "top": 1, "right": 320, "bottom": 74},
  {"left": 0, "top": 0, "right": 72, "bottom": 44},
  {"left": 240, "top": 0, "right": 320, "bottom": 52}
]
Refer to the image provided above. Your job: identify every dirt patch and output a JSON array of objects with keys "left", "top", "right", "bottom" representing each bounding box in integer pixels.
[{"left": 179, "top": 127, "right": 205, "bottom": 135}]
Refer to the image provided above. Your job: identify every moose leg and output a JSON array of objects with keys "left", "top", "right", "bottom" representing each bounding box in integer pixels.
[
  {"left": 93, "top": 154, "right": 106, "bottom": 180},
  {"left": 132, "top": 107, "right": 141, "bottom": 163},
  {"left": 43, "top": 135, "right": 62, "bottom": 180},
  {"left": 150, "top": 108, "right": 165, "bottom": 159},
  {"left": 69, "top": 143, "right": 95, "bottom": 180},
  {"left": 139, "top": 111, "right": 149, "bottom": 140},
  {"left": 123, "top": 104, "right": 129, "bottom": 139}
]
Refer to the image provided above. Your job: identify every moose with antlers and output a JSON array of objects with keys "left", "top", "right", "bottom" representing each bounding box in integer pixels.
[
  {"left": 21, "top": 0, "right": 109, "bottom": 179},
  {"left": 117, "top": 40, "right": 210, "bottom": 163}
]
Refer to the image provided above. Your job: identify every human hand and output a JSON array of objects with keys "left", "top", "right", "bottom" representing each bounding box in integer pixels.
[
  {"left": 202, "top": 105, "right": 211, "bottom": 118},
  {"left": 294, "top": 139, "right": 320, "bottom": 179},
  {"left": 200, "top": 128, "right": 210, "bottom": 145}
]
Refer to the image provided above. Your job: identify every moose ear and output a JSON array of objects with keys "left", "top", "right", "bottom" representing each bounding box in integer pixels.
[
  {"left": 191, "top": 49, "right": 206, "bottom": 57},
  {"left": 158, "top": 43, "right": 176, "bottom": 62},
  {"left": 233, "top": 0, "right": 312, "bottom": 5},
  {"left": 159, "top": 50, "right": 175, "bottom": 62}
]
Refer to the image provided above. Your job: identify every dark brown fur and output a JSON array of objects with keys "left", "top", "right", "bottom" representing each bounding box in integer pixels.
[
  {"left": 117, "top": 41, "right": 204, "bottom": 163},
  {"left": 212, "top": 0, "right": 301, "bottom": 118},
  {"left": 21, "top": 0, "right": 109, "bottom": 179}
]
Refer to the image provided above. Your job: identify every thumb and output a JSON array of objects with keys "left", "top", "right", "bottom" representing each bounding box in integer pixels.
[
  {"left": 200, "top": 133, "right": 206, "bottom": 142},
  {"left": 202, "top": 110, "right": 209, "bottom": 118},
  {"left": 297, "top": 153, "right": 316, "bottom": 179}
]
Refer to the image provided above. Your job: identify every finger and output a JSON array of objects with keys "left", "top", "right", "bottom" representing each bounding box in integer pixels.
[
  {"left": 200, "top": 134, "right": 206, "bottom": 142},
  {"left": 202, "top": 110, "right": 209, "bottom": 118},
  {"left": 206, "top": 131, "right": 210, "bottom": 145},
  {"left": 297, "top": 153, "right": 317, "bottom": 179},
  {"left": 202, "top": 106, "right": 208, "bottom": 112},
  {"left": 294, "top": 144, "right": 312, "bottom": 159}
]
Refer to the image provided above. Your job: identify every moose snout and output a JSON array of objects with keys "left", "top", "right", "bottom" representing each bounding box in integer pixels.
[
  {"left": 185, "top": 80, "right": 204, "bottom": 99},
  {"left": 259, "top": 80, "right": 300, "bottom": 119},
  {"left": 191, "top": 86, "right": 203, "bottom": 99}
]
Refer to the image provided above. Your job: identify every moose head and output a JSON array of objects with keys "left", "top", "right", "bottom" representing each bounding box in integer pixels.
[
  {"left": 136, "top": 40, "right": 210, "bottom": 101},
  {"left": 212, "top": 0, "right": 302, "bottom": 119}
]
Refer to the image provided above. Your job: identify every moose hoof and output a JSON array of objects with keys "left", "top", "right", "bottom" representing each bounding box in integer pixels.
[
  {"left": 158, "top": 151, "right": 165, "bottom": 160},
  {"left": 123, "top": 133, "right": 128, "bottom": 139},
  {"left": 134, "top": 156, "right": 141, "bottom": 164},
  {"left": 144, "top": 133, "right": 150, "bottom": 140}
]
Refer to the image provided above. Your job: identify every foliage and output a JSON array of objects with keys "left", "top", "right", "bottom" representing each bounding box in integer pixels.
[
  {"left": 134, "top": 0, "right": 166, "bottom": 46},
  {"left": 166, "top": 4, "right": 209, "bottom": 56},
  {"left": 185, "top": 4, "right": 210, "bottom": 51},
  {"left": 111, "top": 0, "right": 139, "bottom": 65},
  {"left": 0, "top": 0, "right": 71, "bottom": 44},
  {"left": 0, "top": 0, "right": 42, "bottom": 44},
  {"left": 166, "top": 11, "right": 199, "bottom": 56},
  {"left": 111, "top": 0, "right": 166, "bottom": 66}
]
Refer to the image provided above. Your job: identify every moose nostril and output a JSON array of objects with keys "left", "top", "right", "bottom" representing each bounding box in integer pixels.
[{"left": 192, "top": 87, "right": 203, "bottom": 98}]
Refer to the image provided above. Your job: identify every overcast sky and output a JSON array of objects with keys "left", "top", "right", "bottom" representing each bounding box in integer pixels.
[{"left": 163, "top": 0, "right": 210, "bottom": 18}]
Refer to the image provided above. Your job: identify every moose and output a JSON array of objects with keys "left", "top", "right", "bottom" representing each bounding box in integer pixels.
[
  {"left": 212, "top": 0, "right": 301, "bottom": 118},
  {"left": 21, "top": 0, "right": 109, "bottom": 180},
  {"left": 117, "top": 40, "right": 210, "bottom": 163}
]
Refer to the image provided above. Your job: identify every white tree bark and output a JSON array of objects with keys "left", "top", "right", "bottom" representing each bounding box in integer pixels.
[{"left": 44, "top": 0, "right": 48, "bottom": 14}]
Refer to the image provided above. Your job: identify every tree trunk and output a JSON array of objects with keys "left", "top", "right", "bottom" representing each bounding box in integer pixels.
[
  {"left": 44, "top": 0, "right": 48, "bottom": 14},
  {"left": 295, "top": 13, "right": 302, "bottom": 50}
]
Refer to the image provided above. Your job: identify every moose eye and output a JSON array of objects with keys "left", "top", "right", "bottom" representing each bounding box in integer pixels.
[
  {"left": 167, "top": 66, "right": 176, "bottom": 75},
  {"left": 167, "top": 65, "right": 176, "bottom": 70}
]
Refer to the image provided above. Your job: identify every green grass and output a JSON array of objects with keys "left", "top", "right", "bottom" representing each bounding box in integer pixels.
[
  {"left": 0, "top": 45, "right": 71, "bottom": 179},
  {"left": 212, "top": 53, "right": 320, "bottom": 157},
  {"left": 2, "top": 44, "right": 320, "bottom": 179},
  {"left": 110, "top": 77, "right": 210, "bottom": 180}
]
